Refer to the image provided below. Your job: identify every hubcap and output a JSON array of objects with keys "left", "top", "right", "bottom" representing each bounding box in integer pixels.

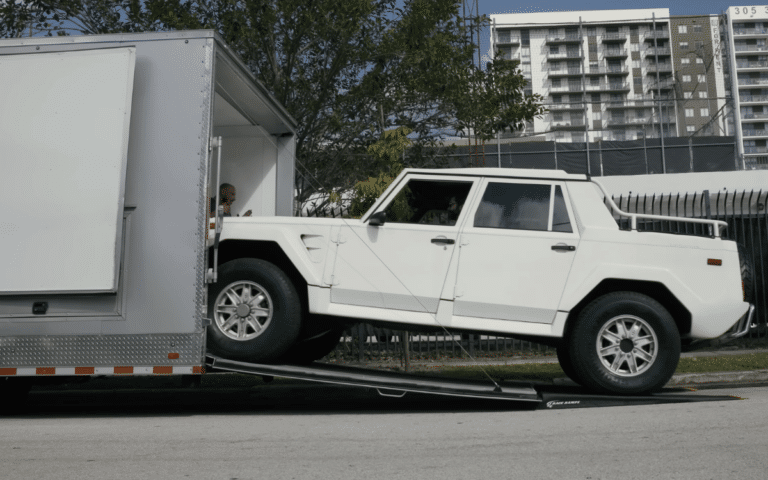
[
  {"left": 596, "top": 315, "right": 658, "bottom": 377},
  {"left": 213, "top": 281, "right": 273, "bottom": 341}
]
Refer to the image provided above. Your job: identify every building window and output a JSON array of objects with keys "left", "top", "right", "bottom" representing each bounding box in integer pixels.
[
  {"left": 631, "top": 43, "right": 640, "bottom": 52},
  {"left": 589, "top": 44, "right": 598, "bottom": 53},
  {"left": 698, "top": 74, "right": 706, "bottom": 82},
  {"left": 681, "top": 57, "right": 690, "bottom": 64},
  {"left": 693, "top": 25, "right": 703, "bottom": 33},
  {"left": 683, "top": 74, "right": 692, "bottom": 82},
  {"left": 590, "top": 76, "right": 600, "bottom": 86},
  {"left": 587, "top": 27, "right": 597, "bottom": 36},
  {"left": 549, "top": 28, "right": 559, "bottom": 36},
  {"left": 695, "top": 41, "right": 704, "bottom": 50},
  {"left": 687, "top": 125, "right": 696, "bottom": 132},
  {"left": 696, "top": 57, "right": 704, "bottom": 64},
  {"left": 632, "top": 60, "right": 641, "bottom": 68},
  {"left": 701, "top": 107, "right": 709, "bottom": 116},
  {"left": 549, "top": 46, "right": 559, "bottom": 55},
  {"left": 592, "top": 111, "right": 602, "bottom": 120},
  {"left": 591, "top": 93, "right": 601, "bottom": 103},
  {"left": 678, "top": 25, "right": 688, "bottom": 34},
  {"left": 552, "top": 95, "right": 562, "bottom": 104},
  {"left": 553, "top": 112, "right": 564, "bottom": 121},
  {"left": 698, "top": 91, "right": 707, "bottom": 98},
  {"left": 552, "top": 78, "right": 562, "bottom": 87},
  {"left": 685, "top": 108, "right": 694, "bottom": 117},
  {"left": 680, "top": 42, "right": 689, "bottom": 49},
  {"left": 684, "top": 92, "right": 692, "bottom": 98}
]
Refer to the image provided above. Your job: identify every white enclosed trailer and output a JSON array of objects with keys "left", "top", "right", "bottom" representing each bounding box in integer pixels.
[{"left": 0, "top": 30, "right": 296, "bottom": 379}]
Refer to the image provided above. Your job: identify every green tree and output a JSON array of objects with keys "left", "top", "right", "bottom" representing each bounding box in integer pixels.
[
  {"left": 1, "top": 1, "right": 544, "bottom": 212},
  {"left": 348, "top": 126, "right": 411, "bottom": 218}
]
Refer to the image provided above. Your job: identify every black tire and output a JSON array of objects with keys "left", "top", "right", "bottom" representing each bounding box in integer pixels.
[
  {"left": 568, "top": 292, "right": 680, "bottom": 395},
  {"left": 207, "top": 259, "right": 302, "bottom": 362},
  {"left": 1, "top": 377, "right": 33, "bottom": 414},
  {"left": 737, "top": 244, "right": 755, "bottom": 303},
  {"left": 280, "top": 327, "right": 345, "bottom": 364},
  {"left": 556, "top": 345, "right": 581, "bottom": 384}
]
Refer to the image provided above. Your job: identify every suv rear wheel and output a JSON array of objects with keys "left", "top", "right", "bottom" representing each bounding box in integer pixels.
[{"left": 568, "top": 292, "right": 680, "bottom": 395}]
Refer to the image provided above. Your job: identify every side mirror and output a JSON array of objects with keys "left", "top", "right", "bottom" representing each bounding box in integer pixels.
[{"left": 368, "top": 211, "right": 387, "bottom": 226}]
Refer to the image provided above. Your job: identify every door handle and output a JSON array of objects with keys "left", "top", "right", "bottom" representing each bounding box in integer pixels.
[
  {"left": 551, "top": 244, "right": 575, "bottom": 251},
  {"left": 431, "top": 238, "right": 455, "bottom": 245}
]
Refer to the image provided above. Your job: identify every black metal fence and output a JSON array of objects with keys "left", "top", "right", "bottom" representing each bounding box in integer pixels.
[
  {"left": 305, "top": 187, "right": 768, "bottom": 363},
  {"left": 609, "top": 189, "right": 768, "bottom": 342}
]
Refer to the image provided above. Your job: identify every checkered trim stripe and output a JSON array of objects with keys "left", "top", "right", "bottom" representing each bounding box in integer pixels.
[{"left": 0, "top": 365, "right": 205, "bottom": 376}]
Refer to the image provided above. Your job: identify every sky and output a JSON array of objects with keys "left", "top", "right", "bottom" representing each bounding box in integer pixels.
[{"left": 479, "top": 1, "right": 734, "bottom": 17}]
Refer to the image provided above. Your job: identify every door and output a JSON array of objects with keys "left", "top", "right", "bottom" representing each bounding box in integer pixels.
[
  {"left": 330, "top": 175, "right": 478, "bottom": 313},
  {"left": 0, "top": 48, "right": 136, "bottom": 294},
  {"left": 453, "top": 179, "right": 579, "bottom": 324}
]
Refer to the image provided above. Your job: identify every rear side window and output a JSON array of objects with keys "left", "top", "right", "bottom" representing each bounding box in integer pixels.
[
  {"left": 552, "top": 186, "right": 573, "bottom": 232},
  {"left": 474, "top": 183, "right": 551, "bottom": 231}
]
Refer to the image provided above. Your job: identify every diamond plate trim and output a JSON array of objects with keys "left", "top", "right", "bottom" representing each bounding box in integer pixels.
[{"left": 0, "top": 333, "right": 204, "bottom": 367}]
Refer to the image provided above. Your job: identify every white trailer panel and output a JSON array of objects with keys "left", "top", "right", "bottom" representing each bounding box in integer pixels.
[{"left": 0, "top": 48, "right": 135, "bottom": 294}]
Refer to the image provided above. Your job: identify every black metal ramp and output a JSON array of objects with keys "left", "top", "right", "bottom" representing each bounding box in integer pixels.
[
  {"left": 206, "top": 355, "right": 743, "bottom": 409},
  {"left": 534, "top": 384, "right": 742, "bottom": 410},
  {"left": 205, "top": 355, "right": 541, "bottom": 403}
]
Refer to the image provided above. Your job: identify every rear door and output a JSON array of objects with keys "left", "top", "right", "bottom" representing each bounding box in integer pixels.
[
  {"left": 0, "top": 48, "right": 136, "bottom": 294},
  {"left": 453, "top": 178, "right": 580, "bottom": 324}
]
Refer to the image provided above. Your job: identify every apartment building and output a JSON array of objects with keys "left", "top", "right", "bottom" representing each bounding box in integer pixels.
[
  {"left": 723, "top": 5, "right": 768, "bottom": 166},
  {"left": 490, "top": 8, "right": 730, "bottom": 144}
]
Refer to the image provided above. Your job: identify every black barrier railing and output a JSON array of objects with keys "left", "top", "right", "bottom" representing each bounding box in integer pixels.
[{"left": 609, "top": 189, "right": 768, "bottom": 341}]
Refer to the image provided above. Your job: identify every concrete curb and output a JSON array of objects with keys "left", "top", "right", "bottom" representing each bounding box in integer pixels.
[{"left": 668, "top": 369, "right": 768, "bottom": 386}]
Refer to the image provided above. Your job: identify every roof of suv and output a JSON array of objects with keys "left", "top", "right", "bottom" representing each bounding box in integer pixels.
[{"left": 403, "top": 168, "right": 589, "bottom": 181}]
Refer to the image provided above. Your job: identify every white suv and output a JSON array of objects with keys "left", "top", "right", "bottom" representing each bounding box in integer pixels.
[{"left": 206, "top": 168, "right": 754, "bottom": 395}]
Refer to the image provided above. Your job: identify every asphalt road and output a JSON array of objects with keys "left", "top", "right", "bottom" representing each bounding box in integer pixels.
[{"left": 2, "top": 382, "right": 767, "bottom": 480}]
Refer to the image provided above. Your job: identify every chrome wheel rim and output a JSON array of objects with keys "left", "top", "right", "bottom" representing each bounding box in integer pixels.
[
  {"left": 213, "top": 281, "right": 273, "bottom": 341},
  {"left": 596, "top": 315, "right": 658, "bottom": 377}
]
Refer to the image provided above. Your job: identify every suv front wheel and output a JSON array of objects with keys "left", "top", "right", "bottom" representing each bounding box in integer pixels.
[
  {"left": 568, "top": 292, "right": 680, "bottom": 395},
  {"left": 206, "top": 259, "right": 302, "bottom": 362}
]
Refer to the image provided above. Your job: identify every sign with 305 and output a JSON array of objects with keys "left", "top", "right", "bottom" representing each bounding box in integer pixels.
[{"left": 731, "top": 5, "right": 768, "bottom": 17}]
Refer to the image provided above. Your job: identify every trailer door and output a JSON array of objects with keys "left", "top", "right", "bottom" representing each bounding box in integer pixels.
[{"left": 0, "top": 47, "right": 136, "bottom": 294}]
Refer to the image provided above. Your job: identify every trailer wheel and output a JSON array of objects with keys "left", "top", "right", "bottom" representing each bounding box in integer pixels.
[
  {"left": 556, "top": 345, "right": 581, "bottom": 384},
  {"left": 207, "top": 259, "right": 302, "bottom": 362},
  {"left": 568, "top": 292, "right": 680, "bottom": 395}
]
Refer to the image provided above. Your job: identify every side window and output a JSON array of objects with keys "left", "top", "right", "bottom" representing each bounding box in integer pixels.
[
  {"left": 552, "top": 186, "right": 573, "bottom": 233},
  {"left": 382, "top": 179, "right": 473, "bottom": 225},
  {"left": 474, "top": 183, "right": 551, "bottom": 231}
]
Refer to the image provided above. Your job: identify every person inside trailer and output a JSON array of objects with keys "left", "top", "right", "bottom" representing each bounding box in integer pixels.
[{"left": 210, "top": 183, "right": 252, "bottom": 217}]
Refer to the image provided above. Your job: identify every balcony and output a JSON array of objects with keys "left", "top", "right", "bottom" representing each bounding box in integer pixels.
[
  {"left": 604, "top": 82, "right": 632, "bottom": 92},
  {"left": 604, "top": 49, "right": 628, "bottom": 58},
  {"left": 606, "top": 100, "right": 654, "bottom": 109},
  {"left": 740, "top": 95, "right": 768, "bottom": 103},
  {"left": 606, "top": 65, "right": 629, "bottom": 75},
  {"left": 494, "top": 33, "right": 521, "bottom": 45},
  {"left": 741, "top": 112, "right": 768, "bottom": 120},
  {"left": 601, "top": 32, "right": 628, "bottom": 43},
  {"left": 737, "top": 61, "right": 768, "bottom": 69},
  {"left": 548, "top": 103, "right": 586, "bottom": 111},
  {"left": 550, "top": 84, "right": 583, "bottom": 93},
  {"left": 645, "top": 30, "right": 670, "bottom": 40},
  {"left": 738, "top": 78, "right": 768, "bottom": 86},
  {"left": 734, "top": 44, "right": 768, "bottom": 54},
  {"left": 548, "top": 67, "right": 583, "bottom": 77},
  {"left": 645, "top": 47, "right": 671, "bottom": 56},
  {"left": 745, "top": 146, "right": 768, "bottom": 154},
  {"left": 734, "top": 28, "right": 768, "bottom": 36},
  {"left": 547, "top": 51, "right": 583, "bottom": 60},
  {"left": 743, "top": 129, "right": 768, "bottom": 137},
  {"left": 546, "top": 34, "right": 582, "bottom": 44},
  {"left": 606, "top": 117, "right": 652, "bottom": 127},
  {"left": 646, "top": 63, "right": 673, "bottom": 73},
  {"left": 550, "top": 119, "right": 587, "bottom": 130}
]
